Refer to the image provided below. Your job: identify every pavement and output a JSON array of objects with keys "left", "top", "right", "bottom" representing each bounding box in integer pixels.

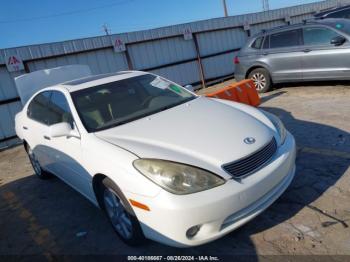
[{"left": 0, "top": 80, "right": 349, "bottom": 260}]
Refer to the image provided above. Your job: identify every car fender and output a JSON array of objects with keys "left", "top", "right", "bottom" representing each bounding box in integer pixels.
[
  {"left": 246, "top": 61, "right": 274, "bottom": 82},
  {"left": 83, "top": 134, "right": 161, "bottom": 199}
]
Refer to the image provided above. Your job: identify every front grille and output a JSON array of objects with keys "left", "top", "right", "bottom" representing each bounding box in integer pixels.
[{"left": 223, "top": 137, "right": 277, "bottom": 178}]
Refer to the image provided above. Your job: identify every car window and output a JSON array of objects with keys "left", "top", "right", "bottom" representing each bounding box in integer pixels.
[
  {"left": 270, "top": 29, "right": 302, "bottom": 48},
  {"left": 27, "top": 91, "right": 52, "bottom": 125},
  {"left": 303, "top": 27, "right": 340, "bottom": 46},
  {"left": 251, "top": 37, "right": 264, "bottom": 49},
  {"left": 71, "top": 74, "right": 196, "bottom": 132},
  {"left": 262, "top": 36, "right": 269, "bottom": 49},
  {"left": 48, "top": 91, "right": 73, "bottom": 126}
]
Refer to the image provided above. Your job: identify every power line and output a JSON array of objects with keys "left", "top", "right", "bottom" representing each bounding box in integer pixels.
[{"left": 0, "top": 0, "right": 134, "bottom": 24}]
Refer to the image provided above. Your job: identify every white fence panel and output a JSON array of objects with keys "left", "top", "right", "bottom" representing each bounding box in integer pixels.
[
  {"left": 27, "top": 49, "right": 128, "bottom": 74},
  {"left": 128, "top": 36, "right": 196, "bottom": 70}
]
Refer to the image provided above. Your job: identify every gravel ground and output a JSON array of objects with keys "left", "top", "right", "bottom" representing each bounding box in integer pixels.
[{"left": 0, "top": 81, "right": 349, "bottom": 261}]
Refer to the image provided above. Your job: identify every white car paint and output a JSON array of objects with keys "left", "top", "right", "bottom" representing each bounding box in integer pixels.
[{"left": 15, "top": 70, "right": 296, "bottom": 247}]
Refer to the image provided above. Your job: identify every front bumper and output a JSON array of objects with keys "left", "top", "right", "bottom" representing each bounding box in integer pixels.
[{"left": 129, "top": 132, "right": 296, "bottom": 247}]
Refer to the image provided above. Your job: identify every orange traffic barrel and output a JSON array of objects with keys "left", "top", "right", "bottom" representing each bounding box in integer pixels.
[
  {"left": 242, "top": 80, "right": 260, "bottom": 107},
  {"left": 205, "top": 79, "right": 260, "bottom": 107}
]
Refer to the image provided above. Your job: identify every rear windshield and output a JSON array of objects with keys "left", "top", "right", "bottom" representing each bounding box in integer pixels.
[{"left": 71, "top": 74, "right": 195, "bottom": 132}]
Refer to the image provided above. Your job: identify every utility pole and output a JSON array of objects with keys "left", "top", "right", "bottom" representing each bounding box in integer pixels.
[
  {"left": 222, "top": 0, "right": 228, "bottom": 17},
  {"left": 262, "top": 0, "right": 270, "bottom": 11},
  {"left": 102, "top": 23, "right": 110, "bottom": 35}
]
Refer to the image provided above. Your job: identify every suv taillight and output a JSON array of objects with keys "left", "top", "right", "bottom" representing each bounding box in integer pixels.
[{"left": 234, "top": 56, "right": 240, "bottom": 64}]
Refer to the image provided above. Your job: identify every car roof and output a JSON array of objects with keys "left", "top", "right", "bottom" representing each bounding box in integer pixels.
[
  {"left": 251, "top": 18, "right": 349, "bottom": 38},
  {"left": 59, "top": 70, "right": 149, "bottom": 92},
  {"left": 314, "top": 4, "right": 350, "bottom": 18}
]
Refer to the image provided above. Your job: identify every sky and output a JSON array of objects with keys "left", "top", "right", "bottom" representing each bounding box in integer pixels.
[{"left": 0, "top": 0, "right": 321, "bottom": 49}]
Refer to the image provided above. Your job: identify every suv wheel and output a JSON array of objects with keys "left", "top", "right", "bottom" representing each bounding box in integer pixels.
[{"left": 248, "top": 68, "right": 272, "bottom": 93}]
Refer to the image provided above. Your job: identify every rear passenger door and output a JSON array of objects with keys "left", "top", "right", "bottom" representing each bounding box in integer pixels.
[
  {"left": 301, "top": 26, "right": 350, "bottom": 80},
  {"left": 263, "top": 29, "right": 303, "bottom": 82},
  {"left": 25, "top": 91, "right": 53, "bottom": 171}
]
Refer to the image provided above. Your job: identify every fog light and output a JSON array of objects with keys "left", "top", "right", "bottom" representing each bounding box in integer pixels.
[{"left": 186, "top": 225, "right": 201, "bottom": 239}]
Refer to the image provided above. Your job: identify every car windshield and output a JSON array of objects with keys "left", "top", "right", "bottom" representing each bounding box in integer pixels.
[
  {"left": 71, "top": 74, "right": 196, "bottom": 132},
  {"left": 325, "top": 20, "right": 350, "bottom": 35}
]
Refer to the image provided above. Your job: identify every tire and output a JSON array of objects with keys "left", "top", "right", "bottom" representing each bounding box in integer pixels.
[
  {"left": 101, "top": 177, "right": 145, "bottom": 246},
  {"left": 248, "top": 68, "right": 272, "bottom": 93},
  {"left": 25, "top": 144, "right": 52, "bottom": 179}
]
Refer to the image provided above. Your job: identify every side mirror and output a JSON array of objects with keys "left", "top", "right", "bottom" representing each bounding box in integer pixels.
[
  {"left": 184, "top": 84, "right": 194, "bottom": 92},
  {"left": 331, "top": 35, "right": 346, "bottom": 46},
  {"left": 49, "top": 122, "right": 80, "bottom": 139}
]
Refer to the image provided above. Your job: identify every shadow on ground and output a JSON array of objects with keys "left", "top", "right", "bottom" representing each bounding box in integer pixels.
[
  {"left": 260, "top": 91, "right": 286, "bottom": 104},
  {"left": 274, "top": 80, "right": 350, "bottom": 90},
  {"left": 0, "top": 106, "right": 349, "bottom": 259}
]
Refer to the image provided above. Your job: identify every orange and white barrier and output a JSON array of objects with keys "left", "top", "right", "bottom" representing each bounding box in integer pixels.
[{"left": 205, "top": 79, "right": 260, "bottom": 107}]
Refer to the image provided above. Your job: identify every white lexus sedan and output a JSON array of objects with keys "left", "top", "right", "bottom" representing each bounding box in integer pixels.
[{"left": 15, "top": 70, "right": 296, "bottom": 247}]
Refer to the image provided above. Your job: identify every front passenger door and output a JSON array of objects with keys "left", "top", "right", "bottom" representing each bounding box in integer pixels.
[{"left": 301, "top": 26, "right": 350, "bottom": 80}]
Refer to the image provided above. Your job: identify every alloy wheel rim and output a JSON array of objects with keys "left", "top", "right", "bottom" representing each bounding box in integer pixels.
[
  {"left": 28, "top": 148, "right": 42, "bottom": 176},
  {"left": 103, "top": 188, "right": 133, "bottom": 239},
  {"left": 252, "top": 73, "right": 266, "bottom": 90}
]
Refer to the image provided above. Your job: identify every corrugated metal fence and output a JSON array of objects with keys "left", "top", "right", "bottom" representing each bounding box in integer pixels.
[{"left": 0, "top": 0, "right": 346, "bottom": 149}]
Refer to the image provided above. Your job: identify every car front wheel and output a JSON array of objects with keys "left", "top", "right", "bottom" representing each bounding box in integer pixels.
[
  {"left": 248, "top": 68, "right": 272, "bottom": 93},
  {"left": 102, "top": 178, "right": 145, "bottom": 246}
]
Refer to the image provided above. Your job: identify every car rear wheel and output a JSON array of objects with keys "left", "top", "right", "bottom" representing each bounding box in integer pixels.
[
  {"left": 248, "top": 68, "right": 272, "bottom": 93},
  {"left": 101, "top": 177, "right": 145, "bottom": 246},
  {"left": 25, "top": 145, "right": 51, "bottom": 179}
]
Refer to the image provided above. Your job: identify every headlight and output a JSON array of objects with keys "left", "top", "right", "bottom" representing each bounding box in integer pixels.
[
  {"left": 133, "top": 159, "right": 225, "bottom": 195},
  {"left": 262, "top": 111, "right": 287, "bottom": 145}
]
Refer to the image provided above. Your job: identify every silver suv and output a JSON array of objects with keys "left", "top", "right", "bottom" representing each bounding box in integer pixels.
[{"left": 235, "top": 18, "right": 350, "bottom": 92}]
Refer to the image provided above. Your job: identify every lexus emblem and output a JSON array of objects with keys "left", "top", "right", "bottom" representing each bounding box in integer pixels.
[{"left": 244, "top": 137, "right": 256, "bottom": 145}]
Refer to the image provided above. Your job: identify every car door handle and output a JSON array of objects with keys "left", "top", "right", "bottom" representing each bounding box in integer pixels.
[
  {"left": 23, "top": 126, "right": 28, "bottom": 130},
  {"left": 263, "top": 52, "right": 269, "bottom": 56},
  {"left": 43, "top": 135, "right": 51, "bottom": 141},
  {"left": 303, "top": 49, "right": 312, "bottom": 53}
]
